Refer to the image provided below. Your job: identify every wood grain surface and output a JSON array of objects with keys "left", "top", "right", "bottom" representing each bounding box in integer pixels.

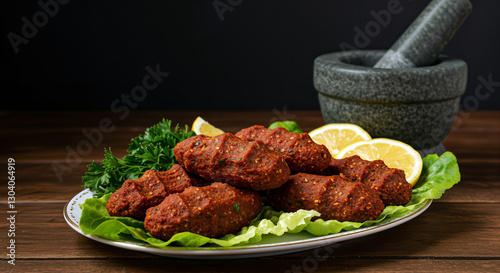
[{"left": 0, "top": 110, "right": 499, "bottom": 272}]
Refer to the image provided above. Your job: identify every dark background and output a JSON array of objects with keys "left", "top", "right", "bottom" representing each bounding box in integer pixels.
[{"left": 2, "top": 0, "right": 499, "bottom": 111}]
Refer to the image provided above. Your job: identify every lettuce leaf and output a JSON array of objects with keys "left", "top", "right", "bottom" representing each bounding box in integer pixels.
[
  {"left": 268, "top": 121, "right": 303, "bottom": 134},
  {"left": 412, "top": 151, "right": 460, "bottom": 201},
  {"left": 79, "top": 195, "right": 320, "bottom": 248},
  {"left": 79, "top": 151, "right": 460, "bottom": 248},
  {"left": 305, "top": 152, "right": 461, "bottom": 236}
]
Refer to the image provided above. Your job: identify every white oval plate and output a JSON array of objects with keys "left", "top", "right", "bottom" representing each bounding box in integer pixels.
[{"left": 64, "top": 189, "right": 432, "bottom": 259}]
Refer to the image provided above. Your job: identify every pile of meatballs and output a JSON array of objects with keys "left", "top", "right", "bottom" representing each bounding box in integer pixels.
[{"left": 106, "top": 125, "right": 412, "bottom": 241}]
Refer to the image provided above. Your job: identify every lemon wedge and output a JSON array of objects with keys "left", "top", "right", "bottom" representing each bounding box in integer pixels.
[
  {"left": 336, "top": 138, "right": 423, "bottom": 186},
  {"left": 309, "top": 123, "right": 372, "bottom": 158},
  {"left": 191, "top": 116, "right": 224, "bottom": 136}
]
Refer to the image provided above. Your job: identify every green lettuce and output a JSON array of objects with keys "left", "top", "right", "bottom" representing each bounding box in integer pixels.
[
  {"left": 79, "top": 151, "right": 460, "bottom": 248},
  {"left": 268, "top": 121, "right": 303, "bottom": 134}
]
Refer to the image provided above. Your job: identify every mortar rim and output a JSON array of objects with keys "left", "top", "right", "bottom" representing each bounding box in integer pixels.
[{"left": 313, "top": 50, "right": 468, "bottom": 103}]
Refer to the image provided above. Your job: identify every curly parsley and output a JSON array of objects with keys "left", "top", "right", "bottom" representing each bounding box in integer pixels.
[{"left": 82, "top": 119, "right": 195, "bottom": 197}]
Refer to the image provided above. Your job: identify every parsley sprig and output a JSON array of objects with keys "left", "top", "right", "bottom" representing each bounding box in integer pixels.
[{"left": 82, "top": 119, "right": 195, "bottom": 197}]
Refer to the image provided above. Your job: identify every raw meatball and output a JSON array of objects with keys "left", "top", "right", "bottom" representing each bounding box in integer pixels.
[
  {"left": 174, "top": 133, "right": 290, "bottom": 191},
  {"left": 329, "top": 155, "right": 412, "bottom": 206},
  {"left": 144, "top": 182, "right": 261, "bottom": 240},
  {"left": 268, "top": 173, "right": 385, "bottom": 222},
  {"left": 106, "top": 164, "right": 206, "bottom": 220},
  {"left": 235, "top": 125, "right": 331, "bottom": 174}
]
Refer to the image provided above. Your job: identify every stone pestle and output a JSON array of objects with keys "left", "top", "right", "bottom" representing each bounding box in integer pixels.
[{"left": 374, "top": 0, "right": 472, "bottom": 69}]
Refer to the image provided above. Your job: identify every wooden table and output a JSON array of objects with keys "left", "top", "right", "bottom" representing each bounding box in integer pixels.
[{"left": 1, "top": 110, "right": 499, "bottom": 272}]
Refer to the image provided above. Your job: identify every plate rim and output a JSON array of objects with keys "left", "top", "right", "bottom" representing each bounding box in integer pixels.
[{"left": 63, "top": 188, "right": 432, "bottom": 258}]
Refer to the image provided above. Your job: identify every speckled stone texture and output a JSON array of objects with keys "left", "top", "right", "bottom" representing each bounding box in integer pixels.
[
  {"left": 313, "top": 50, "right": 467, "bottom": 152},
  {"left": 374, "top": 0, "right": 472, "bottom": 68}
]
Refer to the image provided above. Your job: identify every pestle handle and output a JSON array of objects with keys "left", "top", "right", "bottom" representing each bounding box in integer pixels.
[{"left": 374, "top": 0, "right": 472, "bottom": 69}]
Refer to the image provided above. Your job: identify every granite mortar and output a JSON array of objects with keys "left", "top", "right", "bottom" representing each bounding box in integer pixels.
[{"left": 313, "top": 50, "right": 467, "bottom": 155}]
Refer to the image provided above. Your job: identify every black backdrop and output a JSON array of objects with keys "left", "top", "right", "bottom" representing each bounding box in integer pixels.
[{"left": 2, "top": 0, "right": 499, "bottom": 111}]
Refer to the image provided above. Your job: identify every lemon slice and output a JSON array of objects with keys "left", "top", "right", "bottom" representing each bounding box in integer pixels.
[
  {"left": 309, "top": 123, "right": 372, "bottom": 158},
  {"left": 336, "top": 138, "right": 423, "bottom": 186},
  {"left": 191, "top": 116, "right": 224, "bottom": 136}
]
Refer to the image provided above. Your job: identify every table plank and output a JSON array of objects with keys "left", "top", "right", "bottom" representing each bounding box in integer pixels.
[
  {"left": 444, "top": 132, "right": 500, "bottom": 161},
  {"left": 2, "top": 110, "right": 497, "bottom": 134},
  {"left": 1, "top": 203, "right": 498, "bottom": 260},
  {"left": 1, "top": 110, "right": 498, "bottom": 272},
  {"left": 3, "top": 109, "right": 497, "bottom": 131},
  {"left": 449, "top": 110, "right": 500, "bottom": 132},
  {"left": 1, "top": 110, "right": 327, "bottom": 163},
  {"left": 2, "top": 110, "right": 498, "bottom": 163},
  {"left": 8, "top": 128, "right": 496, "bottom": 165},
  {"left": 5, "top": 259, "right": 500, "bottom": 273},
  {"left": 1, "top": 159, "right": 498, "bottom": 204}
]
